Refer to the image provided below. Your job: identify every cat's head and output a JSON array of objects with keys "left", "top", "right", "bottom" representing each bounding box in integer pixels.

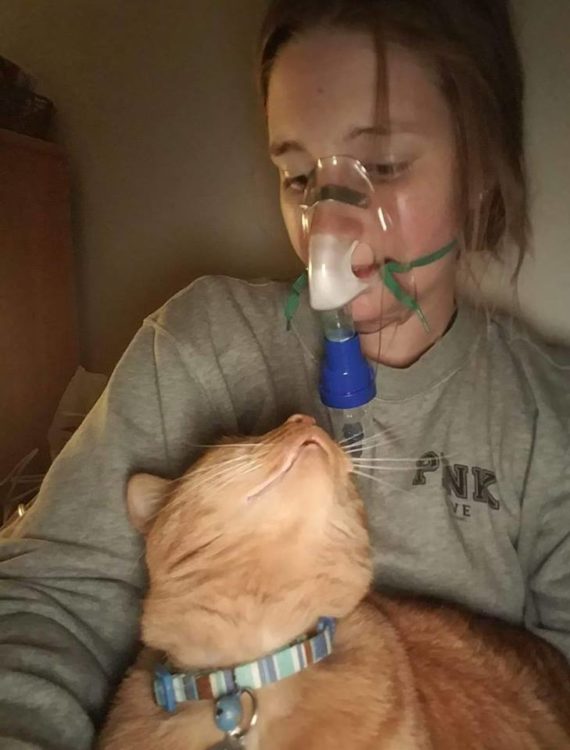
[{"left": 128, "top": 415, "right": 372, "bottom": 668}]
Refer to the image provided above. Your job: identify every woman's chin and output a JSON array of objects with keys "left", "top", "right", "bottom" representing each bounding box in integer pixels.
[{"left": 349, "top": 298, "right": 412, "bottom": 334}]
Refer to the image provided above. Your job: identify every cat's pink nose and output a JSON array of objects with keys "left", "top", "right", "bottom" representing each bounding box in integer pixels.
[{"left": 286, "top": 414, "right": 316, "bottom": 426}]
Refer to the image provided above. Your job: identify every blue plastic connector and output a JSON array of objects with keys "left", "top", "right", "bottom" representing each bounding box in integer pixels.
[{"left": 319, "top": 335, "right": 376, "bottom": 409}]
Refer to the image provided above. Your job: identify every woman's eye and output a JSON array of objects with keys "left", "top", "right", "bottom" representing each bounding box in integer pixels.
[
  {"left": 282, "top": 174, "right": 309, "bottom": 194},
  {"left": 364, "top": 162, "right": 409, "bottom": 182}
]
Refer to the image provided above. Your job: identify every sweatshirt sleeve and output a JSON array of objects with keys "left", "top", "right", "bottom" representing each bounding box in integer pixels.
[
  {"left": 0, "top": 320, "right": 216, "bottom": 749},
  {"left": 518, "top": 340, "right": 570, "bottom": 663},
  {"left": 524, "top": 458, "right": 570, "bottom": 662}
]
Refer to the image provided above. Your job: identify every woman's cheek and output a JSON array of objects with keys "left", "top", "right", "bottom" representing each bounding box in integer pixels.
[
  {"left": 396, "top": 174, "right": 460, "bottom": 256},
  {"left": 281, "top": 196, "right": 306, "bottom": 262}
]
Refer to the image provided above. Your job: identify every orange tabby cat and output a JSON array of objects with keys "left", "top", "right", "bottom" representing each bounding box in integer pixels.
[{"left": 98, "top": 415, "right": 570, "bottom": 750}]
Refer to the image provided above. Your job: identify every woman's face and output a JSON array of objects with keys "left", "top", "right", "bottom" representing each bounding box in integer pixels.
[{"left": 266, "top": 28, "right": 461, "bottom": 332}]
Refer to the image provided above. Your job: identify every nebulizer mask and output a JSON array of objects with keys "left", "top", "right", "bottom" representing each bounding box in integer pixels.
[{"left": 285, "top": 155, "right": 457, "bottom": 455}]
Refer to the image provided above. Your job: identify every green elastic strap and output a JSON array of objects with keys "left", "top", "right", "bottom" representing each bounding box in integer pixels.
[
  {"left": 284, "top": 271, "right": 309, "bottom": 330},
  {"left": 283, "top": 238, "right": 458, "bottom": 331},
  {"left": 381, "top": 239, "right": 458, "bottom": 332}
]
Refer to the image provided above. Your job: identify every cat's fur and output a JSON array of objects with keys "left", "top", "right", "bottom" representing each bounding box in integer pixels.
[{"left": 98, "top": 415, "right": 570, "bottom": 750}]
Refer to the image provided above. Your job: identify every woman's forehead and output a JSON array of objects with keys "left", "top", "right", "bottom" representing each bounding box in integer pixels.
[{"left": 267, "top": 28, "right": 452, "bottom": 160}]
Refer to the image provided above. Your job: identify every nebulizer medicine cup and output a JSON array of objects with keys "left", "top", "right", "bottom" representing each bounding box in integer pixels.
[
  {"left": 301, "top": 156, "right": 391, "bottom": 456},
  {"left": 288, "top": 155, "right": 458, "bottom": 458}
]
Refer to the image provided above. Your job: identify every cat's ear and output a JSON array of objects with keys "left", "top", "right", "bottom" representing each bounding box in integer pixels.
[{"left": 127, "top": 473, "right": 170, "bottom": 534}]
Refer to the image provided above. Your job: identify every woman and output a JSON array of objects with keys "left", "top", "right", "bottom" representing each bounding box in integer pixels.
[{"left": 0, "top": 1, "right": 568, "bottom": 748}]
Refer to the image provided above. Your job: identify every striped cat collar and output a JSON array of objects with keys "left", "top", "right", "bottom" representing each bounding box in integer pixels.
[{"left": 153, "top": 617, "right": 336, "bottom": 713}]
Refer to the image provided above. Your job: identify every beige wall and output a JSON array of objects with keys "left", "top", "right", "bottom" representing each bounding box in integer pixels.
[
  {"left": 507, "top": 0, "right": 570, "bottom": 343},
  {"left": 0, "top": 0, "right": 299, "bottom": 372},
  {"left": 1, "top": 1, "right": 569, "bottom": 372}
]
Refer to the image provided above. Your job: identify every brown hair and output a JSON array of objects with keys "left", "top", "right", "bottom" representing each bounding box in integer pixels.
[{"left": 257, "top": 0, "right": 529, "bottom": 275}]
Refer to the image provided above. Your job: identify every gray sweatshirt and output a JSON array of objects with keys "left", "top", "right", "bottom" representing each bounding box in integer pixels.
[{"left": 0, "top": 276, "right": 569, "bottom": 749}]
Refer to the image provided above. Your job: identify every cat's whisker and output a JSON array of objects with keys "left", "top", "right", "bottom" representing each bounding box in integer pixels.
[
  {"left": 349, "top": 464, "right": 418, "bottom": 473},
  {"left": 205, "top": 433, "right": 288, "bottom": 451},
  {"left": 336, "top": 426, "right": 410, "bottom": 447},
  {"left": 337, "top": 429, "right": 392, "bottom": 447},
  {"left": 208, "top": 459, "right": 263, "bottom": 488},
  {"left": 356, "top": 425, "right": 415, "bottom": 441},
  {"left": 171, "top": 460, "right": 263, "bottom": 503},
  {"left": 350, "top": 469, "right": 417, "bottom": 498},
  {"left": 186, "top": 448, "right": 275, "bottom": 477},
  {"left": 214, "top": 465, "right": 261, "bottom": 489},
  {"left": 348, "top": 451, "right": 459, "bottom": 462},
  {"left": 190, "top": 461, "right": 259, "bottom": 488},
  {"left": 342, "top": 436, "right": 407, "bottom": 453},
  {"left": 340, "top": 432, "right": 391, "bottom": 448},
  {"left": 350, "top": 456, "right": 423, "bottom": 464},
  {"left": 175, "top": 443, "right": 294, "bottom": 501},
  {"left": 187, "top": 441, "right": 270, "bottom": 450},
  {"left": 176, "top": 469, "right": 238, "bottom": 496},
  {"left": 337, "top": 432, "right": 368, "bottom": 446},
  {"left": 192, "top": 454, "right": 263, "bottom": 474}
]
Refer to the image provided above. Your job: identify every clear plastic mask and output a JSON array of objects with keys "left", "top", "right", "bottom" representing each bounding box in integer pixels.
[
  {"left": 297, "top": 155, "right": 457, "bottom": 332},
  {"left": 300, "top": 156, "right": 396, "bottom": 312}
]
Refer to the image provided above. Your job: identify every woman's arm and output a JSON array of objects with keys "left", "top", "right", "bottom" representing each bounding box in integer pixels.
[
  {"left": 0, "top": 320, "right": 216, "bottom": 749},
  {"left": 524, "top": 465, "right": 570, "bottom": 662},
  {"left": 513, "top": 335, "right": 570, "bottom": 663}
]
